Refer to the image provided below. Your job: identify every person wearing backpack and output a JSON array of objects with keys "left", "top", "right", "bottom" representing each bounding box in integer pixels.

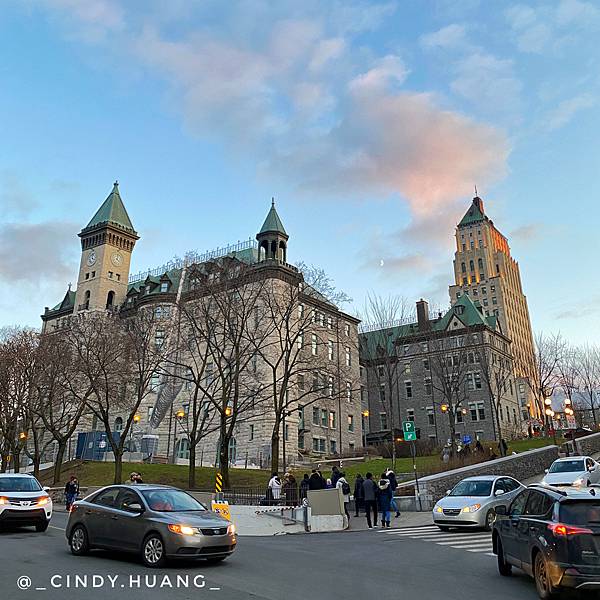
[{"left": 336, "top": 472, "right": 351, "bottom": 523}]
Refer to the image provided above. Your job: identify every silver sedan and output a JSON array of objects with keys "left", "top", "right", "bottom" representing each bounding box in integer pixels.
[{"left": 432, "top": 475, "right": 524, "bottom": 531}]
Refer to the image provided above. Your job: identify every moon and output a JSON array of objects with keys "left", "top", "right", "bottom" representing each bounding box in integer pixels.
[{"left": 379, "top": 259, "right": 384, "bottom": 267}]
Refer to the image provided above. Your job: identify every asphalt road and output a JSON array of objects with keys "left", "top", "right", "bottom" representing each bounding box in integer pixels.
[{"left": 2, "top": 512, "right": 541, "bottom": 600}]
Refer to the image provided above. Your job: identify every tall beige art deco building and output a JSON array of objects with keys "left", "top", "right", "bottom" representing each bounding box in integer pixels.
[
  {"left": 42, "top": 184, "right": 362, "bottom": 466},
  {"left": 449, "top": 196, "right": 538, "bottom": 422}
]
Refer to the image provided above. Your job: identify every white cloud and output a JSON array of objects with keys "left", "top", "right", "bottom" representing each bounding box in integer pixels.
[
  {"left": 545, "top": 93, "right": 596, "bottom": 130},
  {"left": 556, "top": 0, "right": 600, "bottom": 26},
  {"left": 348, "top": 55, "right": 409, "bottom": 92},
  {"left": 420, "top": 24, "right": 468, "bottom": 50}
]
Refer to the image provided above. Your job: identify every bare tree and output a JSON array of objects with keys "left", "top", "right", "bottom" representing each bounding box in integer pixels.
[
  {"left": 576, "top": 344, "right": 600, "bottom": 426},
  {"left": 558, "top": 346, "right": 580, "bottom": 425},
  {"left": 359, "top": 294, "right": 413, "bottom": 467},
  {"left": 295, "top": 261, "right": 352, "bottom": 306},
  {"left": 478, "top": 336, "right": 517, "bottom": 451}
]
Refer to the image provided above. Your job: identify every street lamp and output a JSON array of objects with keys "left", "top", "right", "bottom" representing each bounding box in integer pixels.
[
  {"left": 133, "top": 413, "right": 141, "bottom": 423},
  {"left": 440, "top": 404, "right": 449, "bottom": 413},
  {"left": 176, "top": 409, "right": 185, "bottom": 420},
  {"left": 361, "top": 410, "right": 369, "bottom": 448},
  {"left": 18, "top": 431, "right": 27, "bottom": 441},
  {"left": 225, "top": 406, "right": 232, "bottom": 417}
]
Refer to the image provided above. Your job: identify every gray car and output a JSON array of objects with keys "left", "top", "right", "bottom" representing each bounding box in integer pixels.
[
  {"left": 66, "top": 484, "right": 236, "bottom": 567},
  {"left": 432, "top": 475, "right": 524, "bottom": 531}
]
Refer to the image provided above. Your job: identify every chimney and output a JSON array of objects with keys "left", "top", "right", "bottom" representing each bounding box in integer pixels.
[
  {"left": 416, "top": 299, "right": 429, "bottom": 331},
  {"left": 473, "top": 195, "right": 484, "bottom": 214}
]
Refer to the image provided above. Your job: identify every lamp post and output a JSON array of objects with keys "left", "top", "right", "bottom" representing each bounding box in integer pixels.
[
  {"left": 361, "top": 410, "right": 369, "bottom": 449},
  {"left": 545, "top": 408, "right": 557, "bottom": 445},
  {"left": 171, "top": 409, "right": 185, "bottom": 463}
]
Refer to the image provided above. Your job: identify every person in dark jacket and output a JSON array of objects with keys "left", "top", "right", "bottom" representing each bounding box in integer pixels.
[
  {"left": 386, "top": 469, "right": 400, "bottom": 519},
  {"left": 331, "top": 466, "right": 341, "bottom": 487},
  {"left": 353, "top": 474, "right": 365, "bottom": 516},
  {"left": 282, "top": 473, "right": 298, "bottom": 506},
  {"left": 378, "top": 473, "right": 393, "bottom": 528},
  {"left": 300, "top": 474, "right": 310, "bottom": 500},
  {"left": 308, "top": 469, "right": 325, "bottom": 490},
  {"left": 362, "top": 472, "right": 379, "bottom": 528},
  {"left": 64, "top": 475, "right": 79, "bottom": 511}
]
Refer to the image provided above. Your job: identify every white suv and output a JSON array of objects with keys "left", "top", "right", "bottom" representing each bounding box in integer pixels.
[{"left": 0, "top": 473, "right": 53, "bottom": 531}]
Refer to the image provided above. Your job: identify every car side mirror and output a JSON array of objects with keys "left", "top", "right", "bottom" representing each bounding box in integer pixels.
[
  {"left": 494, "top": 489, "right": 505, "bottom": 496},
  {"left": 544, "top": 469, "right": 549, "bottom": 474},
  {"left": 445, "top": 490, "right": 451, "bottom": 496},
  {"left": 127, "top": 502, "right": 144, "bottom": 513},
  {"left": 43, "top": 486, "right": 51, "bottom": 492},
  {"left": 495, "top": 505, "right": 507, "bottom": 516}
]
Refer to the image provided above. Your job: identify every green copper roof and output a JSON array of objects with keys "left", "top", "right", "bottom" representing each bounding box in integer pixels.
[
  {"left": 84, "top": 182, "right": 136, "bottom": 233},
  {"left": 458, "top": 197, "right": 486, "bottom": 227},
  {"left": 258, "top": 200, "right": 287, "bottom": 236}
]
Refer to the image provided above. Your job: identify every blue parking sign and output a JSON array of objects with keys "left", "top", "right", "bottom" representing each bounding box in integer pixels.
[{"left": 462, "top": 435, "right": 472, "bottom": 444}]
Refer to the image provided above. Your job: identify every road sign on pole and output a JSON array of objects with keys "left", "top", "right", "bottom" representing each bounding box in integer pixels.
[{"left": 402, "top": 420, "right": 417, "bottom": 441}]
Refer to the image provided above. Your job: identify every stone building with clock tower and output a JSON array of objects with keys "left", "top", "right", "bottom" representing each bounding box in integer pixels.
[{"left": 42, "top": 182, "right": 139, "bottom": 331}]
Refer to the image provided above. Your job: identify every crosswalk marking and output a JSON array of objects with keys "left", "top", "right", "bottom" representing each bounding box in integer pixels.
[{"left": 379, "top": 524, "right": 494, "bottom": 557}]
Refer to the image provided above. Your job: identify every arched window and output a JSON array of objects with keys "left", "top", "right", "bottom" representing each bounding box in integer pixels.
[
  {"left": 228, "top": 437, "right": 237, "bottom": 464},
  {"left": 469, "top": 260, "right": 475, "bottom": 272},
  {"left": 176, "top": 438, "right": 190, "bottom": 460},
  {"left": 106, "top": 290, "right": 115, "bottom": 308},
  {"left": 478, "top": 258, "right": 483, "bottom": 270},
  {"left": 114, "top": 417, "right": 123, "bottom": 432},
  {"left": 83, "top": 290, "right": 90, "bottom": 310},
  {"left": 270, "top": 240, "right": 277, "bottom": 259},
  {"left": 278, "top": 240, "right": 287, "bottom": 262},
  {"left": 461, "top": 262, "right": 466, "bottom": 273}
]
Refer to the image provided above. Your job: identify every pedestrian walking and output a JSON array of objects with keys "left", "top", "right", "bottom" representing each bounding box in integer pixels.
[
  {"left": 475, "top": 439, "right": 484, "bottom": 453},
  {"left": 378, "top": 472, "right": 393, "bottom": 528},
  {"left": 353, "top": 474, "right": 364, "bottom": 516},
  {"left": 64, "top": 475, "right": 79, "bottom": 511},
  {"left": 331, "top": 465, "right": 341, "bottom": 487},
  {"left": 282, "top": 473, "right": 298, "bottom": 506},
  {"left": 336, "top": 472, "right": 351, "bottom": 525},
  {"left": 386, "top": 469, "right": 400, "bottom": 518},
  {"left": 300, "top": 473, "right": 310, "bottom": 500},
  {"left": 499, "top": 438, "right": 508, "bottom": 457},
  {"left": 267, "top": 472, "right": 282, "bottom": 505},
  {"left": 362, "top": 472, "right": 379, "bottom": 529}
]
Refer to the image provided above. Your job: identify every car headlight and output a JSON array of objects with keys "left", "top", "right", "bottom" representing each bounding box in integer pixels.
[
  {"left": 0, "top": 496, "right": 8, "bottom": 505},
  {"left": 168, "top": 524, "right": 198, "bottom": 535},
  {"left": 228, "top": 523, "right": 236, "bottom": 535},
  {"left": 37, "top": 497, "right": 50, "bottom": 506},
  {"left": 434, "top": 505, "right": 443, "bottom": 513},
  {"left": 461, "top": 503, "right": 482, "bottom": 513}
]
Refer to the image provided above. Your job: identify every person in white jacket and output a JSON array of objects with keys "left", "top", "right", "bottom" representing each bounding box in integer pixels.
[
  {"left": 268, "top": 473, "right": 282, "bottom": 504},
  {"left": 336, "top": 473, "right": 351, "bottom": 523}
]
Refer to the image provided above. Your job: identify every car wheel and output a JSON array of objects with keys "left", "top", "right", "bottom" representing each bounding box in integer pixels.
[
  {"left": 35, "top": 521, "right": 49, "bottom": 532},
  {"left": 496, "top": 539, "right": 512, "bottom": 576},
  {"left": 69, "top": 525, "right": 89, "bottom": 556},
  {"left": 437, "top": 526, "right": 451, "bottom": 532},
  {"left": 484, "top": 509, "right": 495, "bottom": 531},
  {"left": 142, "top": 533, "right": 167, "bottom": 568},
  {"left": 205, "top": 557, "right": 226, "bottom": 564},
  {"left": 534, "top": 551, "right": 555, "bottom": 599}
]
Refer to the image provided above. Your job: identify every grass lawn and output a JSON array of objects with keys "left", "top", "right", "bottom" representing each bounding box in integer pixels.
[
  {"left": 39, "top": 460, "right": 270, "bottom": 490},
  {"left": 507, "top": 436, "right": 565, "bottom": 453}
]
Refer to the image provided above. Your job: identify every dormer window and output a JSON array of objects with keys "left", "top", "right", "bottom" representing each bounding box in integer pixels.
[
  {"left": 455, "top": 305, "right": 465, "bottom": 315},
  {"left": 160, "top": 282, "right": 169, "bottom": 293}
]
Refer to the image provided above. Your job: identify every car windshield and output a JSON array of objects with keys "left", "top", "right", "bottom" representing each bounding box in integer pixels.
[
  {"left": 141, "top": 489, "right": 207, "bottom": 512},
  {"left": 560, "top": 502, "right": 600, "bottom": 525},
  {"left": 549, "top": 460, "right": 585, "bottom": 473},
  {"left": 449, "top": 480, "right": 493, "bottom": 497},
  {"left": 0, "top": 477, "right": 42, "bottom": 492}
]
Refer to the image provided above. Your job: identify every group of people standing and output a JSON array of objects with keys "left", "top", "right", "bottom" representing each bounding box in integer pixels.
[
  {"left": 267, "top": 466, "right": 400, "bottom": 529},
  {"left": 353, "top": 469, "right": 400, "bottom": 528}
]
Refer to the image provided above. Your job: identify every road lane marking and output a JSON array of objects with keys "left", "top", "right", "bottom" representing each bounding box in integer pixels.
[{"left": 49, "top": 525, "right": 65, "bottom": 531}]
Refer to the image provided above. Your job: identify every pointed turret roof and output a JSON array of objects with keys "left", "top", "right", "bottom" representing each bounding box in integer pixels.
[
  {"left": 258, "top": 198, "right": 288, "bottom": 237},
  {"left": 83, "top": 181, "right": 136, "bottom": 234},
  {"left": 458, "top": 196, "right": 487, "bottom": 227}
]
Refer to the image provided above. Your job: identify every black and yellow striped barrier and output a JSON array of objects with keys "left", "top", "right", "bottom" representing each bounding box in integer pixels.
[{"left": 215, "top": 472, "right": 223, "bottom": 493}]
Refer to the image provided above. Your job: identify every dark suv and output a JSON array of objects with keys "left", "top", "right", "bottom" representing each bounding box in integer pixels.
[{"left": 493, "top": 484, "right": 600, "bottom": 598}]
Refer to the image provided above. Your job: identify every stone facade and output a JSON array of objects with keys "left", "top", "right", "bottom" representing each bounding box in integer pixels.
[{"left": 41, "top": 184, "right": 362, "bottom": 469}]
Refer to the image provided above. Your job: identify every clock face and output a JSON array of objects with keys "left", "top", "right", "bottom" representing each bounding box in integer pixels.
[
  {"left": 111, "top": 252, "right": 124, "bottom": 267},
  {"left": 86, "top": 250, "right": 97, "bottom": 266}
]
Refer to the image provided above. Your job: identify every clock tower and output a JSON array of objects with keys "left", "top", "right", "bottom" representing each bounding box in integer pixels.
[{"left": 74, "top": 182, "right": 139, "bottom": 313}]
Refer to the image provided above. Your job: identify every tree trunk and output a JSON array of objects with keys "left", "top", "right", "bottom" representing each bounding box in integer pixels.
[
  {"left": 113, "top": 451, "right": 123, "bottom": 484},
  {"left": 53, "top": 441, "right": 67, "bottom": 485},
  {"left": 271, "top": 426, "right": 280, "bottom": 473},
  {"left": 219, "top": 439, "right": 230, "bottom": 489},
  {"left": 188, "top": 444, "right": 196, "bottom": 490},
  {"left": 13, "top": 448, "right": 20, "bottom": 473}
]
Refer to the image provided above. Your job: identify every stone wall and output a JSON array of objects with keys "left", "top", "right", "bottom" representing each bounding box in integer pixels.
[
  {"left": 572, "top": 431, "right": 600, "bottom": 457},
  {"left": 415, "top": 445, "right": 559, "bottom": 510}
]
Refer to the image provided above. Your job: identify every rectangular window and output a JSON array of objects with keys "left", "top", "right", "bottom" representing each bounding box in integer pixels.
[
  {"left": 474, "top": 372, "right": 482, "bottom": 389},
  {"left": 377, "top": 365, "right": 385, "bottom": 377},
  {"left": 421, "top": 341, "right": 428, "bottom": 352},
  {"left": 427, "top": 407, "right": 434, "bottom": 426},
  {"left": 345, "top": 346, "right": 352, "bottom": 367},
  {"left": 404, "top": 362, "right": 411, "bottom": 374},
  {"left": 298, "top": 434, "right": 304, "bottom": 450},
  {"left": 492, "top": 297, "right": 497, "bottom": 305},
  {"left": 405, "top": 380, "right": 412, "bottom": 398},
  {"left": 312, "top": 407, "right": 320, "bottom": 425},
  {"left": 380, "top": 412, "right": 388, "bottom": 430},
  {"left": 249, "top": 424, "right": 254, "bottom": 441},
  {"left": 469, "top": 403, "right": 477, "bottom": 421},
  {"left": 379, "top": 384, "right": 386, "bottom": 403},
  {"left": 456, "top": 409, "right": 463, "bottom": 423},
  {"left": 329, "top": 411, "right": 336, "bottom": 429},
  {"left": 403, "top": 345, "right": 409, "bottom": 354},
  {"left": 321, "top": 409, "right": 327, "bottom": 427},
  {"left": 478, "top": 402, "right": 485, "bottom": 420},
  {"left": 330, "top": 439, "right": 337, "bottom": 454},
  {"left": 311, "top": 334, "right": 318, "bottom": 356},
  {"left": 108, "top": 271, "right": 113, "bottom": 279},
  {"left": 150, "top": 373, "right": 160, "bottom": 391},
  {"left": 407, "top": 408, "right": 415, "bottom": 422},
  {"left": 346, "top": 381, "right": 352, "bottom": 402},
  {"left": 298, "top": 304, "right": 304, "bottom": 319},
  {"left": 298, "top": 374, "right": 305, "bottom": 391},
  {"left": 312, "top": 437, "right": 326, "bottom": 453},
  {"left": 491, "top": 285, "right": 496, "bottom": 292},
  {"left": 160, "top": 282, "right": 168, "bottom": 293},
  {"left": 328, "top": 376, "right": 334, "bottom": 397},
  {"left": 285, "top": 423, "right": 290, "bottom": 441},
  {"left": 348, "top": 414, "right": 355, "bottom": 432},
  {"left": 85, "top": 273, "right": 90, "bottom": 280},
  {"left": 327, "top": 316, "right": 333, "bottom": 330},
  {"left": 297, "top": 331, "right": 303, "bottom": 349},
  {"left": 424, "top": 377, "right": 432, "bottom": 396},
  {"left": 328, "top": 340, "right": 334, "bottom": 361},
  {"left": 155, "top": 329, "right": 165, "bottom": 347},
  {"left": 344, "top": 324, "right": 350, "bottom": 336},
  {"left": 423, "top": 358, "right": 430, "bottom": 371}
]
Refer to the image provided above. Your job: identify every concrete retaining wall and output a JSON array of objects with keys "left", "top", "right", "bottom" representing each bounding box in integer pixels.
[
  {"left": 415, "top": 445, "right": 560, "bottom": 510},
  {"left": 573, "top": 431, "right": 600, "bottom": 456}
]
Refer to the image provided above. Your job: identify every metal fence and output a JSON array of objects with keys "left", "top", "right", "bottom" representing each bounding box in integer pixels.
[{"left": 196, "top": 485, "right": 305, "bottom": 506}]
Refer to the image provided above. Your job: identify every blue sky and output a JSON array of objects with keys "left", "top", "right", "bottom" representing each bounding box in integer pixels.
[{"left": 0, "top": 0, "right": 599, "bottom": 342}]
